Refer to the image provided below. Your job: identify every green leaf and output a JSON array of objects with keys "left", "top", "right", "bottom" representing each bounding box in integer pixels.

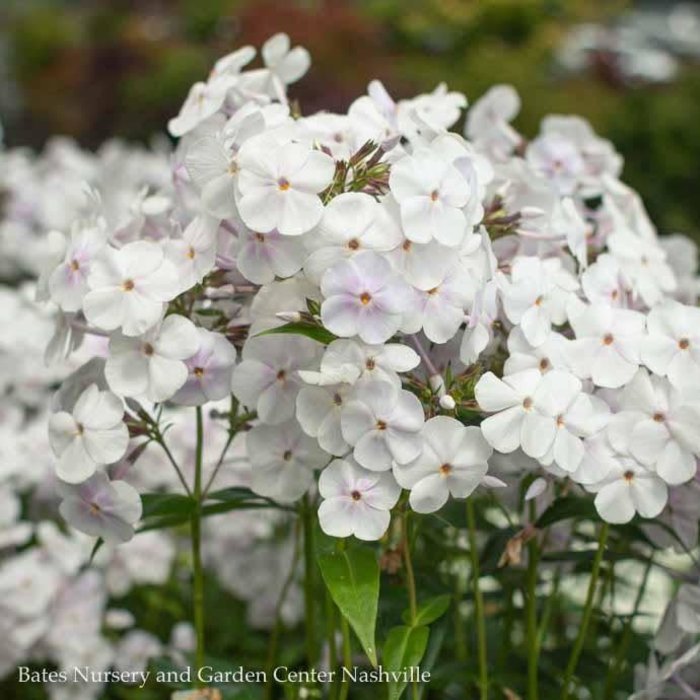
[
  {"left": 318, "top": 546, "right": 380, "bottom": 666},
  {"left": 401, "top": 594, "right": 451, "bottom": 627},
  {"left": 535, "top": 496, "right": 597, "bottom": 528},
  {"left": 256, "top": 322, "right": 336, "bottom": 345},
  {"left": 141, "top": 492, "right": 195, "bottom": 518},
  {"left": 89, "top": 537, "right": 104, "bottom": 563},
  {"left": 383, "top": 625, "right": 430, "bottom": 700}
]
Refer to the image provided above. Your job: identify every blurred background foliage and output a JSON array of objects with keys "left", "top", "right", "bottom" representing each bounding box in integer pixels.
[{"left": 1, "top": 0, "right": 699, "bottom": 238}]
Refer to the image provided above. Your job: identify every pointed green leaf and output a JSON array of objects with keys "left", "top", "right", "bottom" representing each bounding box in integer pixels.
[
  {"left": 401, "top": 594, "right": 451, "bottom": 627},
  {"left": 383, "top": 625, "right": 430, "bottom": 700},
  {"left": 535, "top": 496, "right": 596, "bottom": 528},
  {"left": 318, "top": 546, "right": 380, "bottom": 666},
  {"left": 256, "top": 322, "right": 336, "bottom": 345}
]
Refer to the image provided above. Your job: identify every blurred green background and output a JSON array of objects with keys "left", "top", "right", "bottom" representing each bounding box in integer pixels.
[{"left": 1, "top": 0, "right": 700, "bottom": 239}]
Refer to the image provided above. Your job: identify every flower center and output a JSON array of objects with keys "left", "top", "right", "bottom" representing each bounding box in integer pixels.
[
  {"left": 439, "top": 463, "right": 452, "bottom": 476},
  {"left": 333, "top": 393, "right": 343, "bottom": 406},
  {"left": 402, "top": 240, "right": 412, "bottom": 252},
  {"left": 522, "top": 397, "right": 533, "bottom": 410},
  {"left": 75, "top": 423, "right": 85, "bottom": 436},
  {"left": 427, "top": 287, "right": 439, "bottom": 296},
  {"left": 143, "top": 342, "right": 155, "bottom": 357},
  {"left": 187, "top": 246, "right": 196, "bottom": 260},
  {"left": 360, "top": 291, "right": 372, "bottom": 305},
  {"left": 602, "top": 333, "right": 614, "bottom": 346},
  {"left": 351, "top": 490, "right": 362, "bottom": 501},
  {"left": 122, "top": 279, "right": 135, "bottom": 292},
  {"left": 623, "top": 470, "right": 635, "bottom": 482},
  {"left": 255, "top": 233, "right": 266, "bottom": 243},
  {"left": 366, "top": 358, "right": 376, "bottom": 370},
  {"left": 283, "top": 449, "right": 293, "bottom": 461},
  {"left": 539, "top": 358, "right": 550, "bottom": 371},
  {"left": 193, "top": 367, "right": 205, "bottom": 377},
  {"left": 679, "top": 338, "right": 690, "bottom": 350},
  {"left": 347, "top": 238, "right": 360, "bottom": 250},
  {"left": 430, "top": 190, "right": 439, "bottom": 202},
  {"left": 278, "top": 177, "right": 291, "bottom": 191},
  {"left": 276, "top": 369, "right": 286, "bottom": 381},
  {"left": 556, "top": 415, "right": 565, "bottom": 427},
  {"left": 534, "top": 295, "right": 543, "bottom": 306},
  {"left": 69, "top": 259, "right": 80, "bottom": 271},
  {"left": 228, "top": 161, "right": 239, "bottom": 175},
  {"left": 376, "top": 420, "right": 387, "bottom": 431},
  {"left": 89, "top": 502, "right": 101, "bottom": 515},
  {"left": 653, "top": 412, "right": 665, "bottom": 422}
]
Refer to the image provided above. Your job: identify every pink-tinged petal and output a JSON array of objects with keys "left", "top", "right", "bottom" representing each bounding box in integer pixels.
[
  {"left": 318, "top": 498, "right": 355, "bottom": 538},
  {"left": 321, "top": 295, "right": 361, "bottom": 338},
  {"left": 358, "top": 304, "right": 402, "bottom": 344},
  {"left": 595, "top": 481, "right": 635, "bottom": 524},
  {"left": 318, "top": 460, "right": 355, "bottom": 499}
]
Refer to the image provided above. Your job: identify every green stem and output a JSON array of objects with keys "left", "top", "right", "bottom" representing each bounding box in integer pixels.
[
  {"left": 454, "top": 557, "right": 467, "bottom": 663},
  {"left": 326, "top": 589, "right": 339, "bottom": 700},
  {"left": 191, "top": 406, "right": 205, "bottom": 686},
  {"left": 302, "top": 494, "right": 317, "bottom": 668},
  {"left": 402, "top": 511, "right": 419, "bottom": 700},
  {"left": 265, "top": 521, "right": 302, "bottom": 700},
  {"left": 339, "top": 614, "right": 352, "bottom": 700},
  {"left": 526, "top": 505, "right": 540, "bottom": 700},
  {"left": 466, "top": 498, "right": 488, "bottom": 700},
  {"left": 603, "top": 555, "right": 653, "bottom": 699},
  {"left": 337, "top": 538, "right": 351, "bottom": 700},
  {"left": 561, "top": 522, "right": 610, "bottom": 699}
]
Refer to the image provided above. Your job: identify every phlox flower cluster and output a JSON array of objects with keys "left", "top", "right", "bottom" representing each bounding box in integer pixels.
[{"left": 35, "top": 33, "right": 700, "bottom": 552}]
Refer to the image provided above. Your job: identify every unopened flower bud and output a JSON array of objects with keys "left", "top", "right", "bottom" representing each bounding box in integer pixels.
[{"left": 439, "top": 394, "right": 456, "bottom": 410}]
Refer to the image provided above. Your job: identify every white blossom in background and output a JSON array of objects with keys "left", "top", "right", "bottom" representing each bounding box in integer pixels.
[{"left": 48, "top": 384, "right": 128, "bottom": 483}]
